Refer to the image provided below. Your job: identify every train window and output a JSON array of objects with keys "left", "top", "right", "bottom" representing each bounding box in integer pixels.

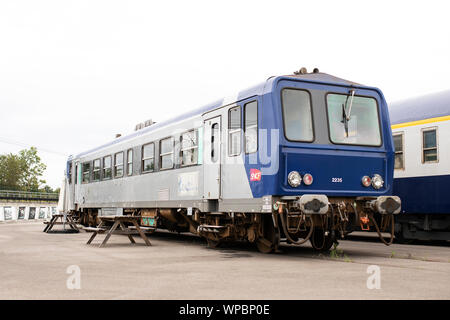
[
  {"left": 82, "top": 162, "right": 90, "bottom": 183},
  {"left": 127, "top": 149, "right": 133, "bottom": 176},
  {"left": 103, "top": 156, "right": 112, "bottom": 180},
  {"left": 142, "top": 143, "right": 155, "bottom": 172},
  {"left": 93, "top": 159, "right": 101, "bottom": 181},
  {"left": 281, "top": 89, "right": 314, "bottom": 142},
  {"left": 422, "top": 128, "right": 438, "bottom": 163},
  {"left": 114, "top": 152, "right": 124, "bottom": 177},
  {"left": 228, "top": 106, "right": 241, "bottom": 156},
  {"left": 393, "top": 133, "right": 404, "bottom": 169},
  {"left": 211, "top": 123, "right": 219, "bottom": 162},
  {"left": 326, "top": 93, "right": 381, "bottom": 146},
  {"left": 160, "top": 137, "right": 174, "bottom": 169},
  {"left": 244, "top": 101, "right": 258, "bottom": 153},
  {"left": 181, "top": 130, "right": 198, "bottom": 166},
  {"left": 68, "top": 165, "right": 72, "bottom": 184}
]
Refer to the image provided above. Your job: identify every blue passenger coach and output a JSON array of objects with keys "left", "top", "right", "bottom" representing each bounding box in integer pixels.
[
  {"left": 390, "top": 90, "right": 450, "bottom": 241},
  {"left": 60, "top": 68, "right": 401, "bottom": 253}
]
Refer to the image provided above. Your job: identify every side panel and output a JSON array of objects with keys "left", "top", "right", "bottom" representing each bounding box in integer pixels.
[{"left": 73, "top": 115, "right": 206, "bottom": 209}]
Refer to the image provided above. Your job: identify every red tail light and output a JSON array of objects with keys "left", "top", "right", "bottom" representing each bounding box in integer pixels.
[
  {"left": 303, "top": 173, "right": 313, "bottom": 185},
  {"left": 361, "top": 176, "right": 371, "bottom": 187}
]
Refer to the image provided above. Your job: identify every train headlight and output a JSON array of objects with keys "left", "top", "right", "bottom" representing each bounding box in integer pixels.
[
  {"left": 371, "top": 174, "right": 384, "bottom": 189},
  {"left": 361, "top": 176, "right": 372, "bottom": 187},
  {"left": 288, "top": 171, "right": 302, "bottom": 187},
  {"left": 303, "top": 173, "right": 313, "bottom": 186}
]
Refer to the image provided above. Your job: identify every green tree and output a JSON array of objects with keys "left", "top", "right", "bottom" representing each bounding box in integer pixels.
[
  {"left": 39, "top": 185, "right": 59, "bottom": 195},
  {"left": 18, "top": 147, "right": 47, "bottom": 192},
  {"left": 0, "top": 153, "right": 23, "bottom": 190},
  {"left": 0, "top": 147, "right": 47, "bottom": 192}
]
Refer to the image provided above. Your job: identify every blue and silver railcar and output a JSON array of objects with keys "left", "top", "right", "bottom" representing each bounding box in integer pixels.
[
  {"left": 390, "top": 90, "right": 450, "bottom": 241},
  {"left": 60, "top": 68, "right": 401, "bottom": 252}
]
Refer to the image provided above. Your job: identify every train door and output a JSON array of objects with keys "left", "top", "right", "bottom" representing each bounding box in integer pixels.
[{"left": 203, "top": 116, "right": 222, "bottom": 199}]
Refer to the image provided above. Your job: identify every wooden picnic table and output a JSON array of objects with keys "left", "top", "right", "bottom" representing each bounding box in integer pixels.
[
  {"left": 43, "top": 213, "right": 80, "bottom": 233},
  {"left": 84, "top": 215, "right": 154, "bottom": 247}
]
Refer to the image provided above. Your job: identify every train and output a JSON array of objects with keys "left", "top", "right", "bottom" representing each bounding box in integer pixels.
[
  {"left": 390, "top": 90, "right": 450, "bottom": 241},
  {"left": 58, "top": 68, "right": 401, "bottom": 253}
]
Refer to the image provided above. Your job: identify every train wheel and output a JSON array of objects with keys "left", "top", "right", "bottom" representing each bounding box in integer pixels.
[
  {"left": 394, "top": 225, "right": 414, "bottom": 244},
  {"left": 206, "top": 238, "right": 221, "bottom": 249},
  {"left": 256, "top": 215, "right": 279, "bottom": 254},
  {"left": 310, "top": 228, "right": 334, "bottom": 252}
]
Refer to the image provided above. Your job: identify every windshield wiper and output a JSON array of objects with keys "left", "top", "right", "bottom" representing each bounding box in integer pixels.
[{"left": 341, "top": 89, "right": 355, "bottom": 137}]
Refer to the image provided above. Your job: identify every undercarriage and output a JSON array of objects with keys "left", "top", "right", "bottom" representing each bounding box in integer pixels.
[{"left": 75, "top": 195, "right": 401, "bottom": 253}]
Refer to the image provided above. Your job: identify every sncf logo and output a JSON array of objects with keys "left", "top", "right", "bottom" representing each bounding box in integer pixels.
[{"left": 250, "top": 169, "right": 262, "bottom": 181}]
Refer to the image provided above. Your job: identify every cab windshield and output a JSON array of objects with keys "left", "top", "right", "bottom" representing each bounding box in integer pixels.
[{"left": 326, "top": 93, "right": 381, "bottom": 146}]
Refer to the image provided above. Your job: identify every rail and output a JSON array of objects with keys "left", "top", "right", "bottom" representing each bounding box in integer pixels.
[{"left": 0, "top": 190, "right": 59, "bottom": 202}]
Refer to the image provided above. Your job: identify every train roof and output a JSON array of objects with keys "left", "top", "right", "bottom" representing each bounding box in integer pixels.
[
  {"left": 389, "top": 89, "right": 450, "bottom": 125},
  {"left": 71, "top": 72, "right": 369, "bottom": 160},
  {"left": 279, "top": 72, "right": 362, "bottom": 87}
]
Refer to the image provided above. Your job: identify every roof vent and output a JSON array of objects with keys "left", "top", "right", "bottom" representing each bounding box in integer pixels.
[
  {"left": 294, "top": 67, "right": 308, "bottom": 75},
  {"left": 115, "top": 134, "right": 122, "bottom": 138},
  {"left": 144, "top": 119, "right": 154, "bottom": 127},
  {"left": 135, "top": 119, "right": 156, "bottom": 131},
  {"left": 313, "top": 68, "right": 319, "bottom": 73},
  {"left": 134, "top": 123, "right": 144, "bottom": 131}
]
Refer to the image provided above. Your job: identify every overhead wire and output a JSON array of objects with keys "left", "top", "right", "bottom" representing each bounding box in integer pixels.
[{"left": 0, "top": 136, "right": 69, "bottom": 157}]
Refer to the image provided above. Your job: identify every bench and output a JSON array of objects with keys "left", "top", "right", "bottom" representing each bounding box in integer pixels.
[
  {"left": 43, "top": 213, "right": 79, "bottom": 233},
  {"left": 86, "top": 216, "right": 152, "bottom": 247},
  {"left": 83, "top": 226, "right": 108, "bottom": 233}
]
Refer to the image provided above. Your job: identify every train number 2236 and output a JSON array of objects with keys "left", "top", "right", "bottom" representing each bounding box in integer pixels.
[{"left": 331, "top": 177, "right": 343, "bottom": 183}]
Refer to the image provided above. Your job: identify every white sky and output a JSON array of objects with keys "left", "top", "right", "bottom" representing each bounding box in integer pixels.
[{"left": 0, "top": 0, "right": 449, "bottom": 189}]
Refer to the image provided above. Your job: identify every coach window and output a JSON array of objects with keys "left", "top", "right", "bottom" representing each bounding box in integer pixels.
[
  {"left": 160, "top": 137, "right": 174, "bottom": 170},
  {"left": 103, "top": 156, "right": 112, "bottom": 179},
  {"left": 393, "top": 133, "right": 404, "bottom": 169},
  {"left": 93, "top": 159, "right": 101, "bottom": 181},
  {"left": 422, "top": 127, "right": 438, "bottom": 163},
  {"left": 282, "top": 88, "right": 314, "bottom": 142},
  {"left": 181, "top": 130, "right": 198, "bottom": 166},
  {"left": 127, "top": 149, "right": 133, "bottom": 176},
  {"left": 82, "top": 162, "right": 90, "bottom": 183},
  {"left": 228, "top": 106, "right": 241, "bottom": 156},
  {"left": 114, "top": 152, "right": 124, "bottom": 177},
  {"left": 142, "top": 143, "right": 155, "bottom": 172},
  {"left": 244, "top": 101, "right": 258, "bottom": 153}
]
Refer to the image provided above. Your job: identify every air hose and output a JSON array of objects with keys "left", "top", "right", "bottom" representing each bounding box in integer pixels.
[
  {"left": 280, "top": 208, "right": 314, "bottom": 245},
  {"left": 369, "top": 214, "right": 395, "bottom": 246}
]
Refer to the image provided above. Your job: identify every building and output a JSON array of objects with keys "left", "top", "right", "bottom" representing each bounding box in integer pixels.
[{"left": 0, "top": 190, "right": 58, "bottom": 221}]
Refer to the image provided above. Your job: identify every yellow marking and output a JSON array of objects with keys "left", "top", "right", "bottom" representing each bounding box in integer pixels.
[{"left": 391, "top": 115, "right": 450, "bottom": 129}]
